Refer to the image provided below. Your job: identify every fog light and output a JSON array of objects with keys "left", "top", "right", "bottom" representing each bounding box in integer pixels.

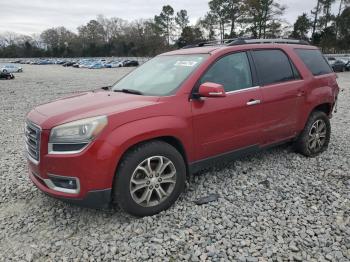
[
  {"left": 44, "top": 174, "right": 80, "bottom": 194},
  {"left": 50, "top": 177, "right": 78, "bottom": 190}
]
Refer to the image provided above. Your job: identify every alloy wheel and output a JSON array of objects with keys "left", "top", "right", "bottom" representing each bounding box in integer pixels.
[
  {"left": 130, "top": 156, "right": 177, "bottom": 207},
  {"left": 308, "top": 119, "right": 327, "bottom": 152}
]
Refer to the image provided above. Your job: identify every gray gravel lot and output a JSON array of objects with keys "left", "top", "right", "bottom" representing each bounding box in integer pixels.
[{"left": 0, "top": 65, "right": 349, "bottom": 261}]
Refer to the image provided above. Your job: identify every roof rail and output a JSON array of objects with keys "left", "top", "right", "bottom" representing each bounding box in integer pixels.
[
  {"left": 227, "top": 38, "right": 310, "bottom": 46},
  {"left": 181, "top": 38, "right": 310, "bottom": 49},
  {"left": 181, "top": 38, "right": 238, "bottom": 49}
]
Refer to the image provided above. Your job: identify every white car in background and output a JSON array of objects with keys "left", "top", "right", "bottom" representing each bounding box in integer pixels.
[
  {"left": 106, "top": 61, "right": 124, "bottom": 68},
  {"left": 1, "top": 64, "right": 23, "bottom": 73}
]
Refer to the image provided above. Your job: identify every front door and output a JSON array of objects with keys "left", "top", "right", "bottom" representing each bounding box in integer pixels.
[{"left": 191, "top": 52, "right": 264, "bottom": 160}]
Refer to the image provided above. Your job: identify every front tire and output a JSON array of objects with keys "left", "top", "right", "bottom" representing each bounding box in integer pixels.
[
  {"left": 294, "top": 111, "right": 331, "bottom": 157},
  {"left": 114, "top": 141, "right": 186, "bottom": 217}
]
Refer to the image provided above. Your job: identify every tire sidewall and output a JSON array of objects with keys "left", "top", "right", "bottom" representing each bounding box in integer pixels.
[
  {"left": 297, "top": 111, "right": 331, "bottom": 157},
  {"left": 115, "top": 142, "right": 186, "bottom": 216}
]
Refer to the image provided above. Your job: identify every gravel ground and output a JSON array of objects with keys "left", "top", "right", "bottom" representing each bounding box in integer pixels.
[{"left": 0, "top": 65, "right": 349, "bottom": 262}]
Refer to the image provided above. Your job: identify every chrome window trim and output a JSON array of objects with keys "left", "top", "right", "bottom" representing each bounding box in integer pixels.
[{"left": 225, "top": 85, "right": 260, "bottom": 95}]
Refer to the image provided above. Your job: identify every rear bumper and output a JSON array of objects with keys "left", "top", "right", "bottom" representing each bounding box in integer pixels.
[{"left": 29, "top": 171, "right": 112, "bottom": 209}]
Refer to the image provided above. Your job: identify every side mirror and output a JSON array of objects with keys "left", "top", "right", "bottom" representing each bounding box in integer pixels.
[{"left": 197, "top": 82, "right": 226, "bottom": 98}]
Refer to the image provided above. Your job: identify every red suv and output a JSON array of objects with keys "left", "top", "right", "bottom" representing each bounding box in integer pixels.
[{"left": 26, "top": 39, "right": 339, "bottom": 216}]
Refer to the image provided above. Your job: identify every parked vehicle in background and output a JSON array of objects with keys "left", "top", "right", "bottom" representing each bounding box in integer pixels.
[
  {"left": 105, "top": 61, "right": 124, "bottom": 68},
  {"left": 346, "top": 61, "right": 350, "bottom": 71},
  {"left": 25, "top": 39, "right": 339, "bottom": 217},
  {"left": 123, "top": 60, "right": 139, "bottom": 67},
  {"left": 37, "top": 60, "right": 53, "bottom": 65},
  {"left": 327, "top": 57, "right": 336, "bottom": 65},
  {"left": 331, "top": 60, "right": 347, "bottom": 72},
  {"left": 62, "top": 61, "right": 75, "bottom": 67},
  {"left": 1, "top": 64, "right": 23, "bottom": 73},
  {"left": 89, "top": 62, "right": 105, "bottom": 69},
  {"left": 78, "top": 60, "right": 95, "bottom": 68},
  {"left": 0, "top": 71, "right": 15, "bottom": 80}
]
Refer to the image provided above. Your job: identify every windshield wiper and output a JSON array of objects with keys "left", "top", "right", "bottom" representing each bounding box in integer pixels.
[{"left": 113, "top": 88, "right": 144, "bottom": 95}]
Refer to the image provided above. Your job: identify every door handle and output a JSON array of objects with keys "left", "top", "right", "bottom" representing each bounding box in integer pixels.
[{"left": 246, "top": 99, "right": 261, "bottom": 106}]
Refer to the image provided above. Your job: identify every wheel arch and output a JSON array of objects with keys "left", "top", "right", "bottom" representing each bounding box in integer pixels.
[
  {"left": 110, "top": 135, "right": 190, "bottom": 203},
  {"left": 312, "top": 103, "right": 332, "bottom": 116},
  {"left": 113, "top": 135, "right": 189, "bottom": 175},
  {"left": 298, "top": 102, "right": 333, "bottom": 134}
]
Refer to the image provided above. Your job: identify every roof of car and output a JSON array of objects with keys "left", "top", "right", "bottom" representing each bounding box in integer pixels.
[{"left": 161, "top": 43, "right": 318, "bottom": 56}]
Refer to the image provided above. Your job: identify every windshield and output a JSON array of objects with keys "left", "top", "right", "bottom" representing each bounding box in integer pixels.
[{"left": 112, "top": 54, "right": 208, "bottom": 96}]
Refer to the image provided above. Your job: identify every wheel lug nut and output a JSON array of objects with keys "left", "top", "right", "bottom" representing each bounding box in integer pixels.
[
  {"left": 158, "top": 178, "right": 162, "bottom": 182},
  {"left": 155, "top": 184, "right": 159, "bottom": 188},
  {"left": 149, "top": 185, "right": 153, "bottom": 189},
  {"left": 146, "top": 181, "right": 150, "bottom": 185}
]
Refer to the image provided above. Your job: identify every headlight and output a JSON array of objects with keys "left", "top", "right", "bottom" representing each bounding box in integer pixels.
[{"left": 49, "top": 116, "right": 108, "bottom": 153}]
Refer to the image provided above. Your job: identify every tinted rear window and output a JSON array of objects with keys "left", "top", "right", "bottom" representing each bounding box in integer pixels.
[
  {"left": 252, "top": 50, "right": 295, "bottom": 86},
  {"left": 295, "top": 49, "right": 333, "bottom": 76}
]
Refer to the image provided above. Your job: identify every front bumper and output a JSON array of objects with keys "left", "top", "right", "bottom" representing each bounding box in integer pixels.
[{"left": 29, "top": 171, "right": 111, "bottom": 209}]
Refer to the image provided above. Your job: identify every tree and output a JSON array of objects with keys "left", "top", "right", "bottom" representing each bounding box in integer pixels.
[
  {"left": 335, "top": 0, "right": 350, "bottom": 37},
  {"left": 175, "top": 10, "right": 190, "bottom": 31},
  {"left": 291, "top": 13, "right": 311, "bottom": 40},
  {"left": 78, "top": 20, "right": 105, "bottom": 44},
  {"left": 40, "top": 29, "right": 59, "bottom": 50},
  {"left": 199, "top": 12, "right": 218, "bottom": 40},
  {"left": 226, "top": 0, "right": 245, "bottom": 37},
  {"left": 243, "top": 0, "right": 285, "bottom": 39},
  {"left": 177, "top": 26, "right": 204, "bottom": 47},
  {"left": 208, "top": 0, "right": 229, "bottom": 40},
  {"left": 311, "top": 0, "right": 322, "bottom": 42},
  {"left": 319, "top": 0, "right": 336, "bottom": 30},
  {"left": 337, "top": 6, "right": 350, "bottom": 50},
  {"left": 154, "top": 5, "right": 175, "bottom": 45},
  {"left": 41, "top": 27, "right": 77, "bottom": 56}
]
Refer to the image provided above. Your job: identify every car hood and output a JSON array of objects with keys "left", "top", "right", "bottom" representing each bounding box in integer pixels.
[{"left": 27, "top": 90, "right": 160, "bottom": 129}]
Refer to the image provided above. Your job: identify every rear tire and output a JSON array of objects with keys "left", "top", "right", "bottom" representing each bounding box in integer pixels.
[
  {"left": 294, "top": 111, "right": 331, "bottom": 157},
  {"left": 113, "top": 141, "right": 186, "bottom": 217}
]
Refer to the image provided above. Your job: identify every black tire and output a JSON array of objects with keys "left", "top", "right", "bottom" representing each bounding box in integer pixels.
[
  {"left": 294, "top": 111, "right": 331, "bottom": 157},
  {"left": 114, "top": 141, "right": 186, "bottom": 217}
]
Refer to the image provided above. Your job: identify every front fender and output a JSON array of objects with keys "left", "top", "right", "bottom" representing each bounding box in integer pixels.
[{"left": 104, "top": 115, "right": 193, "bottom": 177}]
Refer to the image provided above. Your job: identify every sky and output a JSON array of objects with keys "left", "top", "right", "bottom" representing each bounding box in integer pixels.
[{"left": 0, "top": 0, "right": 333, "bottom": 35}]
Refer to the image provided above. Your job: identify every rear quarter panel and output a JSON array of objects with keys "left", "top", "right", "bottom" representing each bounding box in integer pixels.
[{"left": 285, "top": 46, "right": 339, "bottom": 131}]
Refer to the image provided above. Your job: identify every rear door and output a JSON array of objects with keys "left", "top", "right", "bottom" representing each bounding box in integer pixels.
[
  {"left": 191, "top": 51, "right": 264, "bottom": 160},
  {"left": 251, "top": 49, "right": 305, "bottom": 144}
]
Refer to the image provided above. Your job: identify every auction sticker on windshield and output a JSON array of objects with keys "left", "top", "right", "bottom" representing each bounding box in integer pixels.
[{"left": 174, "top": 61, "right": 199, "bottom": 67}]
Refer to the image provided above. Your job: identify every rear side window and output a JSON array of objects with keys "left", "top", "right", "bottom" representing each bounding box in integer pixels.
[
  {"left": 252, "top": 50, "right": 295, "bottom": 86},
  {"left": 295, "top": 49, "right": 333, "bottom": 76}
]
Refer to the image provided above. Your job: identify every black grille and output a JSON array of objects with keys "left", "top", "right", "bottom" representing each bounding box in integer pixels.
[{"left": 25, "top": 121, "right": 41, "bottom": 162}]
